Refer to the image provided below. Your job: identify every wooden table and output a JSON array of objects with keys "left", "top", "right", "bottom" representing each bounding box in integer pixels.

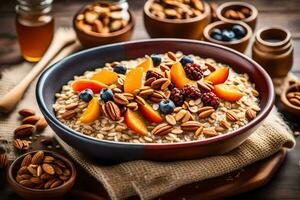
[{"left": 0, "top": 0, "right": 300, "bottom": 199}]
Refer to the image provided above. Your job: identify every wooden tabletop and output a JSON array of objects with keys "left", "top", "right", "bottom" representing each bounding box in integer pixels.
[{"left": 0, "top": 0, "right": 300, "bottom": 199}]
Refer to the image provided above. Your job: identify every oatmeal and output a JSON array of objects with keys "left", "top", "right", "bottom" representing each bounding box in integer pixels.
[{"left": 53, "top": 52, "right": 260, "bottom": 144}]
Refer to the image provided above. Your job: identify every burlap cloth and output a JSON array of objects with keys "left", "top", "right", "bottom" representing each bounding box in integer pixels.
[{"left": 0, "top": 61, "right": 296, "bottom": 200}]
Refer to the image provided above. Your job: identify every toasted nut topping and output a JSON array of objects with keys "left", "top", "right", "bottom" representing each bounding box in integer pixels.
[
  {"left": 226, "top": 110, "right": 239, "bottom": 122},
  {"left": 245, "top": 109, "right": 256, "bottom": 121},
  {"left": 14, "top": 124, "right": 35, "bottom": 138},
  {"left": 152, "top": 123, "right": 172, "bottom": 136},
  {"left": 165, "top": 114, "right": 176, "bottom": 125},
  {"left": 181, "top": 121, "right": 203, "bottom": 131}
]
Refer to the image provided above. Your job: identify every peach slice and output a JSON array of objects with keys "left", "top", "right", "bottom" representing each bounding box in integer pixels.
[
  {"left": 136, "top": 56, "right": 153, "bottom": 71},
  {"left": 91, "top": 69, "right": 118, "bottom": 85},
  {"left": 80, "top": 97, "right": 101, "bottom": 123},
  {"left": 124, "top": 109, "right": 148, "bottom": 135},
  {"left": 72, "top": 79, "right": 107, "bottom": 93},
  {"left": 214, "top": 84, "right": 244, "bottom": 101},
  {"left": 170, "top": 62, "right": 196, "bottom": 89},
  {"left": 205, "top": 67, "right": 229, "bottom": 85},
  {"left": 139, "top": 101, "right": 163, "bottom": 123},
  {"left": 124, "top": 67, "right": 143, "bottom": 94}
]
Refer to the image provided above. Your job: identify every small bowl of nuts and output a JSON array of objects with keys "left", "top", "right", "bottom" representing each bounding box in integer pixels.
[
  {"left": 73, "top": 1, "right": 135, "bottom": 48},
  {"left": 216, "top": 1, "right": 258, "bottom": 30},
  {"left": 143, "top": 0, "right": 211, "bottom": 39},
  {"left": 7, "top": 150, "right": 76, "bottom": 200},
  {"left": 203, "top": 21, "right": 252, "bottom": 53},
  {"left": 281, "top": 83, "right": 300, "bottom": 116}
]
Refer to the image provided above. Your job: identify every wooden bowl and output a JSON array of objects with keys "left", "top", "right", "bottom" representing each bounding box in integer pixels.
[
  {"left": 73, "top": 4, "right": 135, "bottom": 48},
  {"left": 216, "top": 1, "right": 258, "bottom": 30},
  {"left": 7, "top": 151, "right": 77, "bottom": 200},
  {"left": 203, "top": 21, "right": 252, "bottom": 53},
  {"left": 36, "top": 39, "right": 274, "bottom": 162},
  {"left": 143, "top": 0, "right": 211, "bottom": 39},
  {"left": 280, "top": 83, "right": 300, "bottom": 116}
]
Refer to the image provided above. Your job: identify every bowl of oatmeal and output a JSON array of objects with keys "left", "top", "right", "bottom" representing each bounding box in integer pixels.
[{"left": 36, "top": 39, "right": 274, "bottom": 161}]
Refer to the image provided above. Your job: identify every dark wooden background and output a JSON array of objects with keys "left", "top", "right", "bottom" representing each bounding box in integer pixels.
[{"left": 0, "top": 0, "right": 300, "bottom": 199}]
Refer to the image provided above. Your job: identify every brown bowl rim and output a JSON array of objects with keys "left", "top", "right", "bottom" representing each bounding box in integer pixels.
[
  {"left": 203, "top": 20, "right": 252, "bottom": 45},
  {"left": 7, "top": 150, "right": 77, "bottom": 192},
  {"left": 280, "top": 83, "right": 300, "bottom": 111},
  {"left": 216, "top": 1, "right": 258, "bottom": 23},
  {"left": 143, "top": 0, "right": 210, "bottom": 24},
  {"left": 73, "top": 3, "right": 135, "bottom": 38},
  {"left": 255, "top": 27, "right": 292, "bottom": 47}
]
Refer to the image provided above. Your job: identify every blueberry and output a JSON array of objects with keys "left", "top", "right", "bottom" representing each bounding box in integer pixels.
[
  {"left": 180, "top": 56, "right": 194, "bottom": 67},
  {"left": 212, "top": 34, "right": 223, "bottom": 41},
  {"left": 159, "top": 99, "right": 175, "bottom": 114},
  {"left": 150, "top": 54, "right": 162, "bottom": 67},
  {"left": 100, "top": 88, "right": 114, "bottom": 102},
  {"left": 211, "top": 28, "right": 222, "bottom": 37},
  {"left": 222, "top": 30, "right": 236, "bottom": 41},
  {"left": 79, "top": 89, "right": 94, "bottom": 102},
  {"left": 113, "top": 65, "right": 127, "bottom": 74},
  {"left": 232, "top": 25, "right": 246, "bottom": 39}
]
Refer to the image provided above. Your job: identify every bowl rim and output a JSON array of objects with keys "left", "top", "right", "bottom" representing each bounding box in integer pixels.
[
  {"left": 143, "top": 0, "right": 210, "bottom": 24},
  {"left": 7, "top": 150, "right": 77, "bottom": 192},
  {"left": 73, "top": 3, "right": 135, "bottom": 38},
  {"left": 36, "top": 39, "right": 274, "bottom": 149},
  {"left": 255, "top": 26, "right": 292, "bottom": 47},
  {"left": 216, "top": 1, "right": 258, "bottom": 23},
  {"left": 203, "top": 20, "right": 252, "bottom": 45}
]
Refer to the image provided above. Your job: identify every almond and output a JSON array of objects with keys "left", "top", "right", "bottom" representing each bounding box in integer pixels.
[
  {"left": 203, "top": 128, "right": 218, "bottom": 137},
  {"left": 42, "top": 163, "right": 55, "bottom": 175},
  {"left": 31, "top": 151, "right": 44, "bottom": 165},
  {"left": 199, "top": 108, "right": 215, "bottom": 118},
  {"left": 151, "top": 123, "right": 172, "bottom": 136},
  {"left": 18, "top": 108, "right": 35, "bottom": 117},
  {"left": 165, "top": 114, "right": 176, "bottom": 125},
  {"left": 14, "top": 124, "right": 35, "bottom": 138},
  {"left": 21, "top": 154, "right": 32, "bottom": 167},
  {"left": 181, "top": 121, "right": 203, "bottom": 131},
  {"left": 35, "top": 117, "right": 48, "bottom": 131},
  {"left": 167, "top": 51, "right": 177, "bottom": 61},
  {"left": 22, "top": 115, "right": 40, "bottom": 125},
  {"left": 19, "top": 180, "right": 34, "bottom": 188}
]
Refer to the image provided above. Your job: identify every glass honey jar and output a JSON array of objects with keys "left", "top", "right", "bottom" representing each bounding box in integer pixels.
[{"left": 16, "top": 0, "right": 54, "bottom": 62}]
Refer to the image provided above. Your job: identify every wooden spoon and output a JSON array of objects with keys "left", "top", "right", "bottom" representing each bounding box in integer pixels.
[{"left": 0, "top": 27, "right": 76, "bottom": 113}]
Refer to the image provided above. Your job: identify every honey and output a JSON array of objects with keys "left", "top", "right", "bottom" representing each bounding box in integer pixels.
[
  {"left": 15, "top": 0, "right": 54, "bottom": 62},
  {"left": 16, "top": 16, "right": 54, "bottom": 62}
]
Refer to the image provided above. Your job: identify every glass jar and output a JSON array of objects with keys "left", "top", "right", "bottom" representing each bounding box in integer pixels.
[
  {"left": 252, "top": 27, "right": 293, "bottom": 78},
  {"left": 16, "top": 0, "right": 54, "bottom": 62}
]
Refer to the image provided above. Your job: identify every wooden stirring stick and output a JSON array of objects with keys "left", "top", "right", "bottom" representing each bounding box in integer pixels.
[{"left": 0, "top": 27, "right": 76, "bottom": 113}]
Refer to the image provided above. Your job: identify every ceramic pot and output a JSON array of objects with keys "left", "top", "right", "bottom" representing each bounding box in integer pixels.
[{"left": 252, "top": 27, "right": 293, "bottom": 78}]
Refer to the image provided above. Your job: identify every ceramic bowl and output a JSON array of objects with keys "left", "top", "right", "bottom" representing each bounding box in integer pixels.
[
  {"left": 143, "top": 0, "right": 211, "bottom": 39},
  {"left": 203, "top": 21, "right": 252, "bottom": 53},
  {"left": 7, "top": 151, "right": 76, "bottom": 200},
  {"left": 36, "top": 39, "right": 274, "bottom": 162},
  {"left": 280, "top": 83, "right": 300, "bottom": 116},
  {"left": 73, "top": 4, "right": 135, "bottom": 48},
  {"left": 216, "top": 1, "right": 258, "bottom": 30}
]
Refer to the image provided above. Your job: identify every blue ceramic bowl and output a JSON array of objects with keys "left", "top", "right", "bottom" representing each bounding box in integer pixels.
[{"left": 36, "top": 39, "right": 274, "bottom": 162}]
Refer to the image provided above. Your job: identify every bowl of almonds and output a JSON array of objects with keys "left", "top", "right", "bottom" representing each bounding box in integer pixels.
[
  {"left": 73, "top": 1, "right": 135, "bottom": 47},
  {"left": 7, "top": 150, "right": 76, "bottom": 200},
  {"left": 216, "top": 1, "right": 258, "bottom": 30},
  {"left": 281, "top": 83, "right": 300, "bottom": 116},
  {"left": 143, "top": 0, "right": 211, "bottom": 39}
]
